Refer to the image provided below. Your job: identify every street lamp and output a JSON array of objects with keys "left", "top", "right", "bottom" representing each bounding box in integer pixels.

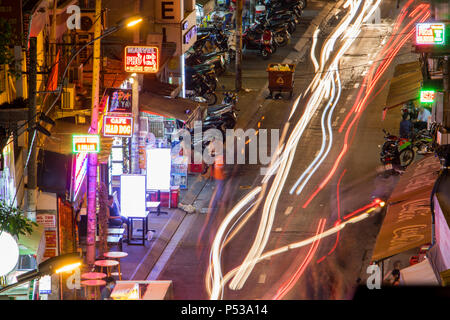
[
  {"left": 44, "top": 14, "right": 144, "bottom": 117},
  {"left": 0, "top": 253, "right": 82, "bottom": 294}
]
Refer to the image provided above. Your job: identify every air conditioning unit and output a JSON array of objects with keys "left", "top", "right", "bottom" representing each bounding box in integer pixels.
[
  {"left": 68, "top": 65, "right": 83, "bottom": 84},
  {"left": 80, "top": 10, "right": 95, "bottom": 33},
  {"left": 61, "top": 84, "right": 76, "bottom": 110},
  {"left": 75, "top": 33, "right": 93, "bottom": 65},
  {"left": 139, "top": 117, "right": 149, "bottom": 133}
]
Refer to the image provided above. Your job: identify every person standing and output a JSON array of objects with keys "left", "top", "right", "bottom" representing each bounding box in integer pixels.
[
  {"left": 415, "top": 106, "right": 431, "bottom": 131},
  {"left": 399, "top": 113, "right": 413, "bottom": 139}
]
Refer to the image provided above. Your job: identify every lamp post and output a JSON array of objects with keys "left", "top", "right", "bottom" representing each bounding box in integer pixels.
[{"left": 0, "top": 253, "right": 82, "bottom": 295}]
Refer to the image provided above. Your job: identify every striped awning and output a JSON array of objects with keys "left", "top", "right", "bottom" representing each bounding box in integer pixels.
[{"left": 385, "top": 61, "right": 423, "bottom": 109}]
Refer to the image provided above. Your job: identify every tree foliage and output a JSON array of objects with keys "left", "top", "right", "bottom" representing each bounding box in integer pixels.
[{"left": 0, "top": 200, "right": 38, "bottom": 238}]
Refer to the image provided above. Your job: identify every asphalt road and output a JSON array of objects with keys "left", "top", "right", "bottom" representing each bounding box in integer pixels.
[{"left": 155, "top": 0, "right": 419, "bottom": 300}]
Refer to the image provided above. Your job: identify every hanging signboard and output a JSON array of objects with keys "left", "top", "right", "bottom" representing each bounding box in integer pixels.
[
  {"left": 103, "top": 114, "right": 133, "bottom": 137},
  {"left": 106, "top": 88, "right": 132, "bottom": 113},
  {"left": 124, "top": 46, "right": 159, "bottom": 73},
  {"left": 416, "top": 23, "right": 445, "bottom": 45},
  {"left": 72, "top": 135, "right": 100, "bottom": 153}
]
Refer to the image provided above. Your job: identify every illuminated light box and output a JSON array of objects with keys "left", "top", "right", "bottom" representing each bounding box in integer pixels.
[
  {"left": 103, "top": 115, "right": 133, "bottom": 137},
  {"left": 146, "top": 148, "right": 171, "bottom": 191},
  {"left": 124, "top": 46, "right": 159, "bottom": 73},
  {"left": 120, "top": 174, "right": 146, "bottom": 218},
  {"left": 72, "top": 135, "right": 100, "bottom": 153},
  {"left": 416, "top": 23, "right": 445, "bottom": 45},
  {"left": 420, "top": 90, "right": 436, "bottom": 103}
]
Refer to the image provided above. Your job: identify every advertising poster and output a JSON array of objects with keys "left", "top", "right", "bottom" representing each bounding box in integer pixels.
[{"left": 106, "top": 88, "right": 132, "bottom": 113}]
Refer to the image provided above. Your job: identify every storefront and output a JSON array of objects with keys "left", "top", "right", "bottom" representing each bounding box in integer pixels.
[
  {"left": 110, "top": 280, "right": 173, "bottom": 300},
  {"left": 371, "top": 155, "right": 441, "bottom": 284}
]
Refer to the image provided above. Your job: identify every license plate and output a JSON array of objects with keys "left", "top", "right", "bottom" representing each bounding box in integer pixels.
[{"left": 384, "top": 163, "right": 393, "bottom": 170}]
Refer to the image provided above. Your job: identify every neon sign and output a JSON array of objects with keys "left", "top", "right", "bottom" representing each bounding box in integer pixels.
[
  {"left": 72, "top": 135, "right": 100, "bottom": 153},
  {"left": 420, "top": 90, "right": 436, "bottom": 103},
  {"left": 124, "top": 46, "right": 159, "bottom": 73},
  {"left": 416, "top": 23, "right": 445, "bottom": 45},
  {"left": 184, "top": 26, "right": 197, "bottom": 44},
  {"left": 103, "top": 115, "right": 133, "bottom": 137}
]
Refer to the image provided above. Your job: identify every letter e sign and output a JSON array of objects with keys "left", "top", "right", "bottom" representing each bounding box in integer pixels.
[{"left": 162, "top": 1, "right": 175, "bottom": 19}]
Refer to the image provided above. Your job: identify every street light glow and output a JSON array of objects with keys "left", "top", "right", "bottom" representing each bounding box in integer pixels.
[
  {"left": 55, "top": 262, "right": 82, "bottom": 274},
  {"left": 126, "top": 18, "right": 143, "bottom": 28}
]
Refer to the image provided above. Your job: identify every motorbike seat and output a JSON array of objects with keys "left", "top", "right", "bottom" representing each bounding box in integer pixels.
[{"left": 207, "top": 104, "right": 232, "bottom": 113}]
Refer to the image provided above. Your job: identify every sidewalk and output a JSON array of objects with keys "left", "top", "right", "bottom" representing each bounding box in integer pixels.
[{"left": 115, "top": 173, "right": 216, "bottom": 281}]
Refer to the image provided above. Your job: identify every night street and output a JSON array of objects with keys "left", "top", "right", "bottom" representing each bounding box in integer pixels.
[{"left": 1, "top": 0, "right": 450, "bottom": 307}]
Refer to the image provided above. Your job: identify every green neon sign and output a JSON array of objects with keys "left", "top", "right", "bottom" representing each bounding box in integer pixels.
[
  {"left": 420, "top": 90, "right": 436, "bottom": 103},
  {"left": 72, "top": 135, "right": 100, "bottom": 153},
  {"left": 416, "top": 23, "right": 445, "bottom": 45}
]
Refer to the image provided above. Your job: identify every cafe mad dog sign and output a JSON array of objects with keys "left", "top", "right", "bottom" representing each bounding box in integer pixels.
[{"left": 103, "top": 114, "right": 133, "bottom": 138}]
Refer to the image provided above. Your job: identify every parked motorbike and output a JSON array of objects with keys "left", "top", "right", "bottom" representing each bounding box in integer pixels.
[
  {"left": 185, "top": 73, "right": 218, "bottom": 106},
  {"left": 380, "top": 129, "right": 414, "bottom": 173},
  {"left": 243, "top": 24, "right": 274, "bottom": 59},
  {"left": 186, "top": 49, "right": 228, "bottom": 76}
]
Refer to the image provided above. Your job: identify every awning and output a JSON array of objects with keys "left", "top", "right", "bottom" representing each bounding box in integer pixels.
[
  {"left": 385, "top": 61, "right": 423, "bottom": 109},
  {"left": 399, "top": 259, "right": 439, "bottom": 286},
  {"left": 17, "top": 223, "right": 45, "bottom": 260},
  {"left": 140, "top": 91, "right": 205, "bottom": 123},
  {"left": 388, "top": 155, "right": 441, "bottom": 204},
  {"left": 372, "top": 190, "right": 433, "bottom": 262}
]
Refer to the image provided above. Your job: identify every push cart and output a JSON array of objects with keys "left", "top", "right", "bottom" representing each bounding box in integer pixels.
[{"left": 266, "top": 63, "right": 295, "bottom": 99}]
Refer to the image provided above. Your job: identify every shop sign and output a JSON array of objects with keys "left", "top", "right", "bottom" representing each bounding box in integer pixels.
[
  {"left": 416, "top": 23, "right": 445, "bottom": 45},
  {"left": 106, "top": 88, "right": 132, "bottom": 113},
  {"left": 36, "top": 214, "right": 56, "bottom": 228},
  {"left": 155, "top": 0, "right": 183, "bottom": 23},
  {"left": 103, "top": 115, "right": 133, "bottom": 137},
  {"left": 124, "top": 46, "right": 159, "bottom": 73},
  {"left": 420, "top": 90, "right": 435, "bottom": 103},
  {"left": 73, "top": 152, "right": 88, "bottom": 201},
  {"left": 183, "top": 25, "right": 197, "bottom": 44},
  {"left": 72, "top": 135, "right": 100, "bottom": 153}
]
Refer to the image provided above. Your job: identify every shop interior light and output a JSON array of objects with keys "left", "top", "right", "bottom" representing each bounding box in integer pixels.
[{"left": 0, "top": 231, "right": 19, "bottom": 277}]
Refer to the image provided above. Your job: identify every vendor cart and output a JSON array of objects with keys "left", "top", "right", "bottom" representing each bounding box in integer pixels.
[{"left": 266, "top": 63, "right": 295, "bottom": 99}]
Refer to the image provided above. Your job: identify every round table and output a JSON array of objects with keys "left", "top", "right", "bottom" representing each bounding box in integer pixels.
[
  {"left": 94, "top": 259, "right": 119, "bottom": 277},
  {"left": 81, "top": 279, "right": 106, "bottom": 300},
  {"left": 103, "top": 252, "right": 128, "bottom": 280},
  {"left": 81, "top": 272, "right": 107, "bottom": 280}
]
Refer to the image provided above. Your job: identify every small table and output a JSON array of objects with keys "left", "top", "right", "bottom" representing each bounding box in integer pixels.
[
  {"left": 81, "top": 272, "right": 107, "bottom": 280},
  {"left": 81, "top": 279, "right": 106, "bottom": 300},
  {"left": 94, "top": 259, "right": 119, "bottom": 277},
  {"left": 127, "top": 211, "right": 150, "bottom": 246},
  {"left": 147, "top": 201, "right": 167, "bottom": 216},
  {"left": 103, "top": 252, "right": 128, "bottom": 280}
]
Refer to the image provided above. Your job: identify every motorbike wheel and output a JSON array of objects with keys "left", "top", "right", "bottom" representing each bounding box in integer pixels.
[
  {"left": 205, "top": 75, "right": 217, "bottom": 91},
  {"left": 261, "top": 48, "right": 271, "bottom": 60},
  {"left": 203, "top": 92, "right": 218, "bottom": 106},
  {"left": 215, "top": 64, "right": 226, "bottom": 76},
  {"left": 399, "top": 148, "right": 414, "bottom": 167},
  {"left": 299, "top": 0, "right": 307, "bottom": 10},
  {"left": 274, "top": 33, "right": 288, "bottom": 47}
]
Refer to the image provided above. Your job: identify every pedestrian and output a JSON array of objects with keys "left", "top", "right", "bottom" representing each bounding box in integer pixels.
[
  {"left": 415, "top": 106, "right": 431, "bottom": 131},
  {"left": 383, "top": 261, "right": 401, "bottom": 286},
  {"left": 101, "top": 277, "right": 116, "bottom": 300},
  {"left": 399, "top": 112, "right": 413, "bottom": 139},
  {"left": 107, "top": 195, "right": 128, "bottom": 228}
]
